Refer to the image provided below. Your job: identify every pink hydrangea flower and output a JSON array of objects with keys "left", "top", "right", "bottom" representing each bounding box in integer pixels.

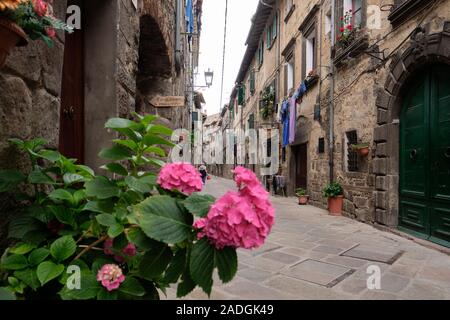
[
  {"left": 157, "top": 162, "right": 203, "bottom": 195},
  {"left": 32, "top": 0, "right": 49, "bottom": 17},
  {"left": 96, "top": 264, "right": 125, "bottom": 292},
  {"left": 194, "top": 166, "right": 275, "bottom": 250}
]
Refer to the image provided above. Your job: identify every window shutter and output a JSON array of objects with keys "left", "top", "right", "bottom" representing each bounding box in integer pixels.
[
  {"left": 272, "top": 13, "right": 278, "bottom": 40},
  {"left": 266, "top": 28, "right": 271, "bottom": 48},
  {"left": 335, "top": 0, "right": 344, "bottom": 41},
  {"left": 284, "top": 63, "right": 288, "bottom": 96},
  {"left": 250, "top": 71, "right": 255, "bottom": 94},
  {"left": 302, "top": 37, "right": 307, "bottom": 81}
]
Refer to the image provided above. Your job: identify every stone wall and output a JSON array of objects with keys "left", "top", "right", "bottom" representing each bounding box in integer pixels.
[{"left": 0, "top": 2, "right": 68, "bottom": 250}]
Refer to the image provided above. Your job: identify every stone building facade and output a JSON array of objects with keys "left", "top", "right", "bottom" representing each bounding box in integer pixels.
[
  {"left": 217, "top": 0, "right": 450, "bottom": 247},
  {"left": 0, "top": 0, "right": 203, "bottom": 249}
]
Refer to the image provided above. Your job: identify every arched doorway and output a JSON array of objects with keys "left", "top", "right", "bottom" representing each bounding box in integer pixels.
[{"left": 399, "top": 64, "right": 450, "bottom": 247}]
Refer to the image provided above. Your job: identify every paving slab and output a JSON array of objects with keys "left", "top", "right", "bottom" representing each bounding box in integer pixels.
[
  {"left": 341, "top": 244, "right": 404, "bottom": 264},
  {"left": 281, "top": 259, "right": 355, "bottom": 287}
]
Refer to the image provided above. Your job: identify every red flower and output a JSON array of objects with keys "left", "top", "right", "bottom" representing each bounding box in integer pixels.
[
  {"left": 347, "top": 24, "right": 353, "bottom": 30},
  {"left": 46, "top": 27, "right": 56, "bottom": 38},
  {"left": 32, "top": 0, "right": 49, "bottom": 17},
  {"left": 340, "top": 27, "right": 345, "bottom": 33}
]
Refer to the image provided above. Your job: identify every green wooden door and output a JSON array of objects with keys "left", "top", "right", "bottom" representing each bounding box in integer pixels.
[{"left": 400, "top": 64, "right": 450, "bottom": 247}]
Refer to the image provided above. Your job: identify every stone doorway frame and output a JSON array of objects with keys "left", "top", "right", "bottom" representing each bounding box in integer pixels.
[{"left": 373, "top": 23, "right": 450, "bottom": 227}]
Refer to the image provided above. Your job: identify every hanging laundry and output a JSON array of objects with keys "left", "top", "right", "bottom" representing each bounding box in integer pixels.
[
  {"left": 280, "top": 100, "right": 290, "bottom": 147},
  {"left": 186, "top": 0, "right": 194, "bottom": 40},
  {"left": 288, "top": 97, "right": 296, "bottom": 144},
  {"left": 295, "top": 81, "right": 307, "bottom": 103}
]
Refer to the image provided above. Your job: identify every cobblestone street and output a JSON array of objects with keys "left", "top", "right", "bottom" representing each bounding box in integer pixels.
[{"left": 165, "top": 176, "right": 450, "bottom": 300}]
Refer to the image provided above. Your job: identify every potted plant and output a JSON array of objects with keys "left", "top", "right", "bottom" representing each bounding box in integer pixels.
[
  {"left": 0, "top": 0, "right": 73, "bottom": 68},
  {"left": 351, "top": 143, "right": 370, "bottom": 157},
  {"left": 336, "top": 10, "right": 359, "bottom": 50},
  {"left": 323, "top": 182, "right": 344, "bottom": 216},
  {"left": 260, "top": 88, "right": 275, "bottom": 120},
  {"left": 295, "top": 188, "right": 309, "bottom": 205}
]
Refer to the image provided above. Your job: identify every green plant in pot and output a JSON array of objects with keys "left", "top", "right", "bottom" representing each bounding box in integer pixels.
[
  {"left": 351, "top": 143, "right": 370, "bottom": 157},
  {"left": 295, "top": 188, "right": 309, "bottom": 205},
  {"left": 323, "top": 182, "right": 344, "bottom": 216},
  {"left": 0, "top": 0, "right": 73, "bottom": 68}
]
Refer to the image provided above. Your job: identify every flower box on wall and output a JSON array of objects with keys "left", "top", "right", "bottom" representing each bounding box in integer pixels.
[{"left": 333, "top": 32, "right": 369, "bottom": 67}]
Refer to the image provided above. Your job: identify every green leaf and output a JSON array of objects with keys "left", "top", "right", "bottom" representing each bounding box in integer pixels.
[
  {"left": 8, "top": 214, "right": 41, "bottom": 239},
  {"left": 63, "top": 173, "right": 85, "bottom": 185},
  {"left": 119, "top": 277, "right": 146, "bottom": 297},
  {"left": 144, "top": 146, "right": 166, "bottom": 157},
  {"left": 133, "top": 195, "right": 192, "bottom": 244},
  {"left": 125, "top": 176, "right": 152, "bottom": 194},
  {"left": 99, "top": 145, "right": 131, "bottom": 161},
  {"left": 190, "top": 238, "right": 214, "bottom": 296},
  {"left": 10, "top": 243, "right": 36, "bottom": 255},
  {"left": 73, "top": 190, "right": 86, "bottom": 205},
  {"left": 177, "top": 271, "right": 196, "bottom": 298},
  {"left": 126, "top": 228, "right": 158, "bottom": 250},
  {"left": 1, "top": 254, "right": 28, "bottom": 270},
  {"left": 0, "top": 170, "right": 26, "bottom": 192},
  {"left": 138, "top": 243, "right": 173, "bottom": 281},
  {"left": 14, "top": 268, "right": 40, "bottom": 290},
  {"left": 215, "top": 247, "right": 237, "bottom": 283},
  {"left": 28, "top": 248, "right": 50, "bottom": 266},
  {"left": 143, "top": 134, "right": 175, "bottom": 147},
  {"left": 28, "top": 170, "right": 56, "bottom": 185},
  {"left": 100, "top": 163, "right": 128, "bottom": 176},
  {"left": 49, "top": 206, "right": 76, "bottom": 226},
  {"left": 95, "top": 214, "right": 117, "bottom": 227},
  {"left": 75, "top": 165, "right": 95, "bottom": 177},
  {"left": 97, "top": 288, "right": 119, "bottom": 300},
  {"left": 148, "top": 158, "right": 165, "bottom": 168},
  {"left": 113, "top": 139, "right": 138, "bottom": 151},
  {"left": 105, "top": 118, "right": 136, "bottom": 129},
  {"left": 85, "top": 176, "right": 120, "bottom": 199},
  {"left": 59, "top": 272, "right": 100, "bottom": 300},
  {"left": 148, "top": 124, "right": 173, "bottom": 136},
  {"left": 37, "top": 150, "right": 61, "bottom": 162},
  {"left": 141, "top": 114, "right": 157, "bottom": 126},
  {"left": 82, "top": 200, "right": 114, "bottom": 214},
  {"left": 50, "top": 236, "right": 76, "bottom": 262},
  {"left": 36, "top": 261, "right": 64, "bottom": 286},
  {"left": 49, "top": 189, "right": 74, "bottom": 202},
  {"left": 0, "top": 287, "right": 16, "bottom": 300},
  {"left": 108, "top": 223, "right": 124, "bottom": 238},
  {"left": 183, "top": 194, "right": 215, "bottom": 218},
  {"left": 163, "top": 249, "right": 187, "bottom": 284}
]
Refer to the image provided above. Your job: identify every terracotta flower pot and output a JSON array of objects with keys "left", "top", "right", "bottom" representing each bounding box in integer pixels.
[
  {"left": 0, "top": 18, "right": 27, "bottom": 69},
  {"left": 357, "top": 147, "right": 370, "bottom": 157},
  {"left": 328, "top": 195, "right": 344, "bottom": 216},
  {"left": 298, "top": 195, "right": 309, "bottom": 205}
]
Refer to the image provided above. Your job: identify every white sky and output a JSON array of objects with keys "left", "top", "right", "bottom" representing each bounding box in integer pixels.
[{"left": 196, "top": 0, "right": 259, "bottom": 116}]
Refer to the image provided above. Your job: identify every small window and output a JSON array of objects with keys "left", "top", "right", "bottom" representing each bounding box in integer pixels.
[
  {"left": 337, "top": 0, "right": 363, "bottom": 41},
  {"left": 249, "top": 70, "right": 256, "bottom": 95},
  {"left": 325, "top": 12, "right": 332, "bottom": 36},
  {"left": 258, "top": 39, "right": 264, "bottom": 66},
  {"left": 285, "top": 53, "right": 295, "bottom": 96},
  {"left": 304, "top": 28, "right": 316, "bottom": 79},
  {"left": 266, "top": 14, "right": 278, "bottom": 49},
  {"left": 248, "top": 113, "right": 255, "bottom": 129},
  {"left": 346, "top": 130, "right": 358, "bottom": 172},
  {"left": 318, "top": 138, "right": 325, "bottom": 153}
]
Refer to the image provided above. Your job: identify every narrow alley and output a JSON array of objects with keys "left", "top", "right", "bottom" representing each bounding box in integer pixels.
[{"left": 165, "top": 176, "right": 450, "bottom": 300}]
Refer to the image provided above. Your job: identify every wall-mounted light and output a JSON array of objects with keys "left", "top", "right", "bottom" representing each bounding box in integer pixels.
[{"left": 204, "top": 68, "right": 214, "bottom": 87}]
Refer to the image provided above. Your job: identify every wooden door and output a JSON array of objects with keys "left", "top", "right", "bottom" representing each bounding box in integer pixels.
[
  {"left": 59, "top": 0, "right": 84, "bottom": 162},
  {"left": 295, "top": 143, "right": 308, "bottom": 189},
  {"left": 399, "top": 64, "right": 450, "bottom": 247}
]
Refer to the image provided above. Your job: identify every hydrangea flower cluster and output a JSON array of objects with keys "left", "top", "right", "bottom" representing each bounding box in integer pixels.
[
  {"left": 103, "top": 239, "right": 137, "bottom": 263},
  {"left": 157, "top": 162, "right": 203, "bottom": 195},
  {"left": 194, "top": 166, "right": 275, "bottom": 249},
  {"left": 96, "top": 264, "right": 126, "bottom": 292}
]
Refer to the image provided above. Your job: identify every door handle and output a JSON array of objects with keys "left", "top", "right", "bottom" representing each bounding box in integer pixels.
[
  {"left": 410, "top": 149, "right": 417, "bottom": 160},
  {"left": 445, "top": 147, "right": 450, "bottom": 159},
  {"left": 63, "top": 106, "right": 75, "bottom": 119}
]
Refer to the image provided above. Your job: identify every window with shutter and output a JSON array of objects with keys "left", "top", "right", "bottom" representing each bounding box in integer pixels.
[{"left": 250, "top": 70, "right": 255, "bottom": 95}]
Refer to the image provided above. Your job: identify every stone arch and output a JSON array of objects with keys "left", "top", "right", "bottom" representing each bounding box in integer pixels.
[{"left": 372, "top": 22, "right": 450, "bottom": 227}]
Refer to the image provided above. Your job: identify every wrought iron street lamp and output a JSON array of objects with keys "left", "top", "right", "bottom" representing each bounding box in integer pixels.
[{"left": 204, "top": 68, "right": 214, "bottom": 88}]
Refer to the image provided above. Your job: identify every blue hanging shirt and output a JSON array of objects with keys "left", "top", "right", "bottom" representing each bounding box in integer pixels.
[{"left": 280, "top": 100, "right": 290, "bottom": 147}]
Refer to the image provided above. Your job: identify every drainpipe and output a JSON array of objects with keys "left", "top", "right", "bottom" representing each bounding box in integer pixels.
[
  {"left": 329, "top": 0, "right": 336, "bottom": 183},
  {"left": 175, "top": 0, "right": 182, "bottom": 73}
]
